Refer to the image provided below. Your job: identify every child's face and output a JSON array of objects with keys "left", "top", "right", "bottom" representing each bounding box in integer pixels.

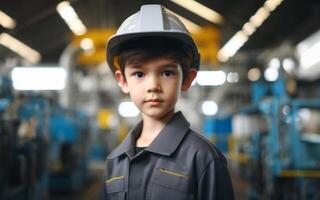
[{"left": 115, "top": 57, "right": 196, "bottom": 120}]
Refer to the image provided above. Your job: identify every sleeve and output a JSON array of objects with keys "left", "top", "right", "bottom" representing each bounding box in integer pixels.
[
  {"left": 99, "top": 163, "right": 109, "bottom": 200},
  {"left": 99, "top": 179, "right": 107, "bottom": 200},
  {"left": 197, "top": 159, "right": 235, "bottom": 200}
]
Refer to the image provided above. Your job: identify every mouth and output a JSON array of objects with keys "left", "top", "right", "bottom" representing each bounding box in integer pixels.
[
  {"left": 145, "top": 99, "right": 163, "bottom": 105},
  {"left": 146, "top": 99, "right": 162, "bottom": 102}
]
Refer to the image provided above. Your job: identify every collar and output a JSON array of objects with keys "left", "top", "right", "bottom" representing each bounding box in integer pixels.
[{"left": 107, "top": 111, "right": 190, "bottom": 159}]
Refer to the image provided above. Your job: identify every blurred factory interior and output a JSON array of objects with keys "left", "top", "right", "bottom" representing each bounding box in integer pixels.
[{"left": 1, "top": 0, "right": 320, "bottom": 199}]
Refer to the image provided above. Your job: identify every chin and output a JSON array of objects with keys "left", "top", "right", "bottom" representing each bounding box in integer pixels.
[{"left": 142, "top": 108, "right": 175, "bottom": 120}]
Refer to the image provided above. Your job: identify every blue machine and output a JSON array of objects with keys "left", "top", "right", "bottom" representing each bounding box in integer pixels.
[
  {"left": 0, "top": 75, "right": 91, "bottom": 198},
  {"left": 0, "top": 77, "right": 12, "bottom": 112},
  {"left": 0, "top": 86, "right": 50, "bottom": 200},
  {"left": 203, "top": 116, "right": 232, "bottom": 153},
  {"left": 17, "top": 94, "right": 50, "bottom": 200},
  {"left": 232, "top": 76, "right": 320, "bottom": 199},
  {"left": 48, "top": 106, "right": 89, "bottom": 192}
]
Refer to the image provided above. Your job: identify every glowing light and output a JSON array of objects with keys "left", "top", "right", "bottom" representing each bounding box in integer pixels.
[
  {"left": 0, "top": 33, "right": 41, "bottom": 63},
  {"left": 242, "top": 22, "right": 256, "bottom": 36},
  {"left": 218, "top": 0, "right": 284, "bottom": 62},
  {"left": 170, "top": 0, "right": 223, "bottom": 24},
  {"left": 80, "top": 38, "right": 94, "bottom": 51},
  {"left": 264, "top": 67, "right": 279, "bottom": 81},
  {"left": 11, "top": 67, "right": 66, "bottom": 90},
  {"left": 118, "top": 101, "right": 140, "bottom": 117},
  {"left": 217, "top": 31, "right": 249, "bottom": 62},
  {"left": 264, "top": 0, "right": 284, "bottom": 11},
  {"left": 283, "top": 58, "right": 295, "bottom": 72},
  {"left": 196, "top": 71, "right": 226, "bottom": 86},
  {"left": 299, "top": 40, "right": 320, "bottom": 69},
  {"left": 248, "top": 68, "right": 261, "bottom": 81},
  {"left": 57, "top": 1, "right": 87, "bottom": 35},
  {"left": 249, "top": 7, "right": 270, "bottom": 28},
  {"left": 0, "top": 10, "right": 16, "bottom": 29},
  {"left": 165, "top": 9, "right": 202, "bottom": 33},
  {"left": 227, "top": 72, "right": 239, "bottom": 83},
  {"left": 268, "top": 58, "right": 281, "bottom": 69},
  {"left": 202, "top": 101, "right": 218, "bottom": 116}
]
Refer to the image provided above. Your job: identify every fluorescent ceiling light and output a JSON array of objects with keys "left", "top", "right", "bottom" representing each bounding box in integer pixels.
[
  {"left": 249, "top": 7, "right": 270, "bottom": 27},
  {"left": 202, "top": 101, "right": 218, "bottom": 116},
  {"left": 11, "top": 67, "right": 67, "bottom": 90},
  {"left": 264, "top": 0, "right": 284, "bottom": 11},
  {"left": 0, "top": 10, "right": 16, "bottom": 29},
  {"left": 0, "top": 33, "right": 41, "bottom": 63},
  {"left": 166, "top": 9, "right": 201, "bottom": 33},
  {"left": 298, "top": 40, "right": 320, "bottom": 69},
  {"left": 196, "top": 71, "right": 226, "bottom": 86},
  {"left": 242, "top": 22, "right": 256, "bottom": 36},
  {"left": 57, "top": 1, "right": 87, "bottom": 36},
  {"left": 170, "top": 0, "right": 223, "bottom": 24},
  {"left": 217, "top": 31, "right": 249, "bottom": 62},
  {"left": 218, "top": 0, "right": 284, "bottom": 62},
  {"left": 118, "top": 101, "right": 140, "bottom": 117},
  {"left": 296, "top": 29, "right": 320, "bottom": 78}
]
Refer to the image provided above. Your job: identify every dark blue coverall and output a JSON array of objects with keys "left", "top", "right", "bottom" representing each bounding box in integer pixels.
[{"left": 102, "top": 111, "right": 234, "bottom": 200}]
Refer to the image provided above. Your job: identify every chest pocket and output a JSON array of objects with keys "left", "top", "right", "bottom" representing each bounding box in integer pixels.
[
  {"left": 147, "top": 167, "right": 193, "bottom": 200},
  {"left": 105, "top": 176, "right": 126, "bottom": 200}
]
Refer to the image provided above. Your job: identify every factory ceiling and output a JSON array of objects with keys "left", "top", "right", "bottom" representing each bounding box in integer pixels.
[{"left": 0, "top": 0, "right": 319, "bottom": 65}]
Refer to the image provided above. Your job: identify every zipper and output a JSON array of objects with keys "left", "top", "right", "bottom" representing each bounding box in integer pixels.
[{"left": 159, "top": 168, "right": 189, "bottom": 179}]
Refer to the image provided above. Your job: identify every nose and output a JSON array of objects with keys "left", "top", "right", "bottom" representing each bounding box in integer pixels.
[{"left": 147, "top": 75, "right": 161, "bottom": 93}]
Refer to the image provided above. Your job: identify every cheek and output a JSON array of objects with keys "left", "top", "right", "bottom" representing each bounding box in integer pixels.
[
  {"left": 174, "top": 88, "right": 181, "bottom": 100},
  {"left": 129, "top": 89, "right": 144, "bottom": 102},
  {"left": 167, "top": 82, "right": 181, "bottom": 101}
]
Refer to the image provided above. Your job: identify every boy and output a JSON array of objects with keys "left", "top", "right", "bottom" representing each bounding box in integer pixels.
[{"left": 102, "top": 4, "right": 234, "bottom": 200}]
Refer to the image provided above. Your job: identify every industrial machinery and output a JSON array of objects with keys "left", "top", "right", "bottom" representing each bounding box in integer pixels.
[
  {"left": 16, "top": 94, "right": 50, "bottom": 200},
  {"left": 202, "top": 116, "right": 232, "bottom": 153},
  {"left": 0, "top": 77, "right": 50, "bottom": 200},
  {"left": 0, "top": 77, "right": 25, "bottom": 200},
  {"left": 0, "top": 74, "right": 91, "bottom": 198},
  {"left": 48, "top": 104, "right": 90, "bottom": 192},
  {"left": 230, "top": 77, "right": 320, "bottom": 199}
]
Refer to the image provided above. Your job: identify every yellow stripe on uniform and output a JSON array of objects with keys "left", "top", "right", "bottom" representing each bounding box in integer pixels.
[
  {"left": 105, "top": 176, "right": 124, "bottom": 183},
  {"left": 159, "top": 168, "right": 189, "bottom": 179}
]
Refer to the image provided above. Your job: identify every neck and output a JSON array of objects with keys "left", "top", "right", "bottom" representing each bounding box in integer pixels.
[{"left": 136, "top": 109, "right": 175, "bottom": 147}]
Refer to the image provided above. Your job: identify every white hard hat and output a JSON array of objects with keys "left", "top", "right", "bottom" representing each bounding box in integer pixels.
[{"left": 106, "top": 4, "right": 200, "bottom": 73}]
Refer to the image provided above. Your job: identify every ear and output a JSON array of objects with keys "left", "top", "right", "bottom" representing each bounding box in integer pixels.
[
  {"left": 115, "top": 70, "right": 129, "bottom": 93},
  {"left": 181, "top": 68, "right": 197, "bottom": 91}
]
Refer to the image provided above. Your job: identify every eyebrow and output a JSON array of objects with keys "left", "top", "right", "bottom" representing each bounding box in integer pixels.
[{"left": 159, "top": 63, "right": 179, "bottom": 69}]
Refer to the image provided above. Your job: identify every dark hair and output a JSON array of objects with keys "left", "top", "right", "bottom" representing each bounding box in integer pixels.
[{"left": 118, "top": 37, "right": 193, "bottom": 82}]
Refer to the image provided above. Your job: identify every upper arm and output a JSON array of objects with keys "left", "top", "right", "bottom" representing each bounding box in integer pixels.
[{"left": 197, "top": 159, "right": 234, "bottom": 200}]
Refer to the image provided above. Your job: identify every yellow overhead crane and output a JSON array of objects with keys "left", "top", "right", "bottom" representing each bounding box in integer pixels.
[
  {"left": 72, "top": 27, "right": 221, "bottom": 67},
  {"left": 72, "top": 29, "right": 116, "bottom": 65}
]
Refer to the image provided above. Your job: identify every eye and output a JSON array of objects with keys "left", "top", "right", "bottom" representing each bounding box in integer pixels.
[
  {"left": 162, "top": 70, "right": 174, "bottom": 77},
  {"left": 133, "top": 72, "right": 145, "bottom": 78}
]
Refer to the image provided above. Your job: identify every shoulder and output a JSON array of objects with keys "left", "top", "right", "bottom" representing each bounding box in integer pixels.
[
  {"left": 183, "top": 129, "right": 227, "bottom": 164},
  {"left": 106, "top": 145, "right": 122, "bottom": 160}
]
